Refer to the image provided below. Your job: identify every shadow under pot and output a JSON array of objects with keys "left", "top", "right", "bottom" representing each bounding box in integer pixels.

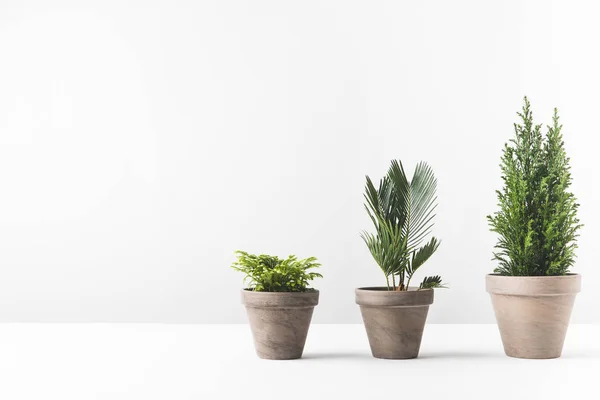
[
  {"left": 486, "top": 274, "right": 581, "bottom": 359},
  {"left": 355, "top": 287, "right": 433, "bottom": 359},
  {"left": 241, "top": 289, "right": 319, "bottom": 360}
]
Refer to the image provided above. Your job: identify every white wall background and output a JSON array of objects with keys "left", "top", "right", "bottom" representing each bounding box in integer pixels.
[{"left": 0, "top": 0, "right": 598, "bottom": 323}]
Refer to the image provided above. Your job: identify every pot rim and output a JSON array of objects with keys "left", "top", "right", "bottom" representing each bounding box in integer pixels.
[
  {"left": 241, "top": 288, "right": 319, "bottom": 295},
  {"left": 356, "top": 286, "right": 433, "bottom": 292},
  {"left": 355, "top": 286, "right": 434, "bottom": 307},
  {"left": 486, "top": 273, "right": 580, "bottom": 278},
  {"left": 241, "top": 288, "right": 319, "bottom": 308},
  {"left": 486, "top": 273, "right": 581, "bottom": 296}
]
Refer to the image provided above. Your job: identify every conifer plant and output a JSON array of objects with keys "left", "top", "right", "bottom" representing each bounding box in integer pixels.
[
  {"left": 486, "top": 97, "right": 582, "bottom": 359},
  {"left": 487, "top": 97, "right": 582, "bottom": 276}
]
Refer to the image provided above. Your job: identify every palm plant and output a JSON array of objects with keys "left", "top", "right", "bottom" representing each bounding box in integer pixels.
[{"left": 361, "top": 160, "right": 444, "bottom": 291}]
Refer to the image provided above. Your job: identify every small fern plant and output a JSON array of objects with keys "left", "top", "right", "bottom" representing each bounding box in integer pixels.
[
  {"left": 361, "top": 160, "right": 445, "bottom": 291},
  {"left": 231, "top": 251, "right": 322, "bottom": 292},
  {"left": 487, "top": 97, "right": 582, "bottom": 276}
]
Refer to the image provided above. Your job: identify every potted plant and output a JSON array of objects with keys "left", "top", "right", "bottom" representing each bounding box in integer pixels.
[
  {"left": 356, "top": 160, "right": 445, "bottom": 359},
  {"left": 487, "top": 97, "right": 582, "bottom": 359},
  {"left": 231, "top": 251, "right": 322, "bottom": 360}
]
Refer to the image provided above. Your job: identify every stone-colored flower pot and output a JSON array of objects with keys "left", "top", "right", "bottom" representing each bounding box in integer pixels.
[
  {"left": 355, "top": 287, "right": 434, "bottom": 359},
  {"left": 486, "top": 274, "right": 581, "bottom": 359},
  {"left": 241, "top": 289, "right": 319, "bottom": 360}
]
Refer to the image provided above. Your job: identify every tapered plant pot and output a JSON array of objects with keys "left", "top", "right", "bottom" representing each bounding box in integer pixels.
[
  {"left": 486, "top": 274, "right": 581, "bottom": 359},
  {"left": 241, "top": 289, "right": 319, "bottom": 360},
  {"left": 355, "top": 287, "right": 433, "bottom": 359}
]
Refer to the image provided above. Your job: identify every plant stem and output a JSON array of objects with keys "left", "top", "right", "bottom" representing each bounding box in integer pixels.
[{"left": 391, "top": 274, "right": 396, "bottom": 290}]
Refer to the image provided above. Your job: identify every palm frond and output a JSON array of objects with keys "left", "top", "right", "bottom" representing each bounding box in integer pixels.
[
  {"left": 361, "top": 215, "right": 406, "bottom": 277},
  {"left": 386, "top": 160, "right": 409, "bottom": 224},
  {"left": 362, "top": 160, "right": 442, "bottom": 290},
  {"left": 407, "top": 162, "right": 438, "bottom": 250},
  {"left": 419, "top": 275, "right": 446, "bottom": 289},
  {"left": 408, "top": 237, "right": 440, "bottom": 277}
]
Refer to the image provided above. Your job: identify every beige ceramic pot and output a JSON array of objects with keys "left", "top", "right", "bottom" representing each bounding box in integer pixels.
[
  {"left": 241, "top": 289, "right": 318, "bottom": 360},
  {"left": 486, "top": 274, "right": 581, "bottom": 359},
  {"left": 355, "top": 287, "right": 433, "bottom": 359}
]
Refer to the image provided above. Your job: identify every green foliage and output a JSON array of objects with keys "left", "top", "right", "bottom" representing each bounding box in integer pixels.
[
  {"left": 419, "top": 275, "right": 446, "bottom": 289},
  {"left": 231, "top": 251, "right": 322, "bottom": 292},
  {"left": 487, "top": 97, "right": 582, "bottom": 276},
  {"left": 361, "top": 160, "right": 444, "bottom": 291}
]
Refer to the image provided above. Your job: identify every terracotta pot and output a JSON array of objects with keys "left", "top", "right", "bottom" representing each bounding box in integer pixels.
[
  {"left": 241, "top": 289, "right": 319, "bottom": 360},
  {"left": 486, "top": 274, "right": 581, "bottom": 359},
  {"left": 355, "top": 287, "right": 433, "bottom": 359}
]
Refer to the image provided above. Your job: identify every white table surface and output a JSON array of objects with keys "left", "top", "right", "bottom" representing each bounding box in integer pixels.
[{"left": 0, "top": 324, "right": 597, "bottom": 400}]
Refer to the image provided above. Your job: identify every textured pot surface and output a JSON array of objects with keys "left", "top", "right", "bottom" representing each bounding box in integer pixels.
[
  {"left": 486, "top": 274, "right": 581, "bottom": 359},
  {"left": 242, "top": 290, "right": 319, "bottom": 360},
  {"left": 355, "top": 287, "right": 433, "bottom": 359}
]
